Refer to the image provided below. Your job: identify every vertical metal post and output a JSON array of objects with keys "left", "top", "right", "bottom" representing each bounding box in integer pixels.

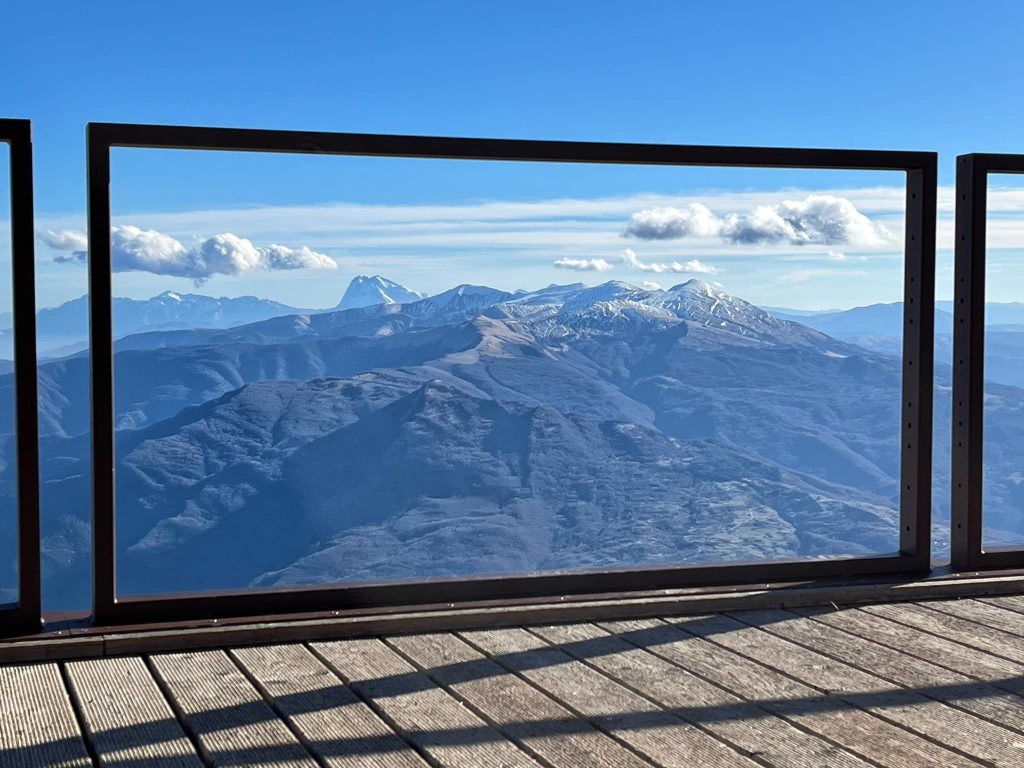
[
  {"left": 87, "top": 125, "right": 116, "bottom": 621},
  {"left": 3, "top": 120, "right": 41, "bottom": 633},
  {"left": 899, "top": 163, "right": 937, "bottom": 567},
  {"left": 951, "top": 155, "right": 987, "bottom": 569}
]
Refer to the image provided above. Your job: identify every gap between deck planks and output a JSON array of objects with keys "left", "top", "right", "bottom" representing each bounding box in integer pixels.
[
  {"left": 586, "top": 618, "right": 988, "bottom": 768},
  {"left": 387, "top": 629, "right": 757, "bottom": 768}
]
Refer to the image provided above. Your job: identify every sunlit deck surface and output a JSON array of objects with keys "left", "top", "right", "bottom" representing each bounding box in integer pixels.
[{"left": 5, "top": 595, "right": 1024, "bottom": 767}]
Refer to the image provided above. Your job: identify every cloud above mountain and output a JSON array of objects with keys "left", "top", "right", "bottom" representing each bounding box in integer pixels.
[
  {"left": 619, "top": 249, "right": 718, "bottom": 275},
  {"left": 553, "top": 257, "right": 613, "bottom": 272},
  {"left": 622, "top": 203, "right": 722, "bottom": 240},
  {"left": 623, "top": 195, "right": 892, "bottom": 248},
  {"left": 40, "top": 229, "right": 89, "bottom": 256},
  {"left": 40, "top": 226, "right": 337, "bottom": 282}
]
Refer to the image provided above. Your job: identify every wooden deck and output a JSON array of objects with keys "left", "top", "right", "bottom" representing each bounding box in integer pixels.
[{"left": 4, "top": 595, "right": 1024, "bottom": 767}]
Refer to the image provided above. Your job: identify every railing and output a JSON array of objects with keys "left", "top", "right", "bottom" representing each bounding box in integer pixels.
[
  {"left": 952, "top": 153, "right": 1024, "bottom": 569},
  {"left": 0, "top": 119, "right": 40, "bottom": 634},
  {"left": 84, "top": 123, "right": 938, "bottom": 625}
]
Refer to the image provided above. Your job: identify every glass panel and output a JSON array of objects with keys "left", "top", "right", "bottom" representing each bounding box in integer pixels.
[
  {"left": 931, "top": 198, "right": 955, "bottom": 561},
  {"left": 39, "top": 147, "right": 908, "bottom": 597},
  {"left": 982, "top": 174, "right": 1024, "bottom": 547},
  {"left": 33, "top": 166, "right": 91, "bottom": 613},
  {"left": 0, "top": 142, "right": 17, "bottom": 605}
]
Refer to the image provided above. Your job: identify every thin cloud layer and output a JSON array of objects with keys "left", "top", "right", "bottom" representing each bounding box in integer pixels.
[
  {"left": 619, "top": 249, "right": 718, "bottom": 275},
  {"left": 41, "top": 226, "right": 337, "bottom": 281},
  {"left": 624, "top": 194, "right": 892, "bottom": 248},
  {"left": 553, "top": 257, "right": 613, "bottom": 272}
]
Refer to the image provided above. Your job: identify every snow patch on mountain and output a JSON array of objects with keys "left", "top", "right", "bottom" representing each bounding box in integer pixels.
[{"left": 337, "top": 275, "right": 426, "bottom": 310}]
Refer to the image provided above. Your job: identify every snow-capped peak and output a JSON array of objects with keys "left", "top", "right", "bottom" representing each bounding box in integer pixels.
[
  {"left": 667, "top": 278, "right": 716, "bottom": 296},
  {"left": 561, "top": 280, "right": 648, "bottom": 311},
  {"left": 336, "top": 275, "right": 426, "bottom": 310}
]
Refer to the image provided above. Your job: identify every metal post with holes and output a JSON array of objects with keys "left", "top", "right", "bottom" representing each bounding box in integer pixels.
[
  {"left": 0, "top": 118, "right": 40, "bottom": 636},
  {"left": 87, "top": 122, "right": 938, "bottom": 625},
  {"left": 951, "top": 153, "right": 1024, "bottom": 570}
]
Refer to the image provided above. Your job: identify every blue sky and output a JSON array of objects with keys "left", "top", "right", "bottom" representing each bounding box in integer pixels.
[{"left": 4, "top": 1, "right": 1024, "bottom": 309}]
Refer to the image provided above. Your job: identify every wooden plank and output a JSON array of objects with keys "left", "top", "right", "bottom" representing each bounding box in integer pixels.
[
  {"left": 687, "top": 611, "right": 1022, "bottom": 766},
  {"left": 529, "top": 621, "right": 873, "bottom": 768},
  {"left": 863, "top": 601, "right": 1024, "bottom": 663},
  {"left": 793, "top": 604, "right": 1024, "bottom": 689},
  {"left": 231, "top": 643, "right": 428, "bottom": 768},
  {"left": 923, "top": 597, "right": 1024, "bottom": 635},
  {"left": 65, "top": 656, "right": 203, "bottom": 767},
  {"left": 149, "top": 650, "right": 318, "bottom": 768},
  {"left": 981, "top": 594, "right": 1024, "bottom": 617},
  {"left": 458, "top": 626, "right": 760, "bottom": 768},
  {"left": 311, "top": 637, "right": 539, "bottom": 768},
  {"left": 387, "top": 632, "right": 656, "bottom": 768},
  {"left": 599, "top": 617, "right": 983, "bottom": 768},
  {"left": 736, "top": 608, "right": 1024, "bottom": 740},
  {"left": 0, "top": 662, "right": 92, "bottom": 768}
]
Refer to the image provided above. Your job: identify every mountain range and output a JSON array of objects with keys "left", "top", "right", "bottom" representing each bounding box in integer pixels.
[
  {"left": 767, "top": 301, "right": 1024, "bottom": 387},
  {"left": 0, "top": 274, "right": 426, "bottom": 358},
  {"left": 3, "top": 275, "right": 1024, "bottom": 610}
]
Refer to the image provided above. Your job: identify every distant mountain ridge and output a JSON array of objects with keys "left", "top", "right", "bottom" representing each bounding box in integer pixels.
[
  {"left": 763, "top": 301, "right": 1024, "bottom": 388},
  {"left": 2, "top": 275, "right": 426, "bottom": 357},
  {"left": 765, "top": 299, "right": 1024, "bottom": 337},
  {"left": 103, "top": 278, "right": 833, "bottom": 356}
]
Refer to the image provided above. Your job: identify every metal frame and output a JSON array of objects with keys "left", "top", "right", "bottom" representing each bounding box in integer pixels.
[
  {"left": 87, "top": 122, "right": 937, "bottom": 625},
  {"left": 951, "top": 153, "right": 1024, "bottom": 570},
  {"left": 0, "top": 119, "right": 40, "bottom": 636}
]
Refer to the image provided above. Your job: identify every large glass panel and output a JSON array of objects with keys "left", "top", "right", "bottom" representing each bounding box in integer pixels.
[
  {"left": 982, "top": 174, "right": 1024, "bottom": 547},
  {"left": 35, "top": 147, "right": 911, "bottom": 597},
  {"left": 0, "top": 142, "right": 17, "bottom": 605}
]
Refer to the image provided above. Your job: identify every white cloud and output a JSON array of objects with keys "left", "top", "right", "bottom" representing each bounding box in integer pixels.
[
  {"left": 42, "top": 226, "right": 337, "bottom": 282},
  {"left": 40, "top": 229, "right": 89, "bottom": 253},
  {"left": 40, "top": 230, "right": 90, "bottom": 262},
  {"left": 552, "top": 257, "right": 613, "bottom": 272},
  {"left": 641, "top": 281, "right": 662, "bottom": 291},
  {"left": 722, "top": 195, "right": 891, "bottom": 247},
  {"left": 682, "top": 259, "right": 717, "bottom": 274},
  {"left": 623, "top": 204, "right": 721, "bottom": 240},
  {"left": 619, "top": 249, "right": 718, "bottom": 275},
  {"left": 624, "top": 195, "right": 892, "bottom": 249}
]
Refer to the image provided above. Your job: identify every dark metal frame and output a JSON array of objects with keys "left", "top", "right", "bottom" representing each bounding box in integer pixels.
[
  {"left": 951, "top": 153, "right": 1024, "bottom": 570},
  {"left": 87, "top": 121, "right": 937, "bottom": 625},
  {"left": 0, "top": 119, "right": 40, "bottom": 635}
]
